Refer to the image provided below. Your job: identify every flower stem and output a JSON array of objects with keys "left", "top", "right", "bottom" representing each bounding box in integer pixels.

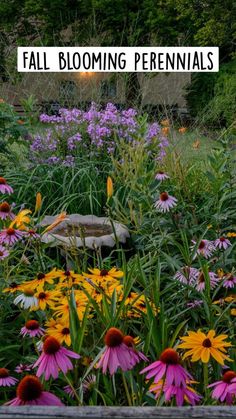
[
  {"left": 203, "top": 363, "right": 209, "bottom": 398},
  {"left": 121, "top": 371, "right": 132, "bottom": 406},
  {"left": 64, "top": 374, "right": 81, "bottom": 406}
]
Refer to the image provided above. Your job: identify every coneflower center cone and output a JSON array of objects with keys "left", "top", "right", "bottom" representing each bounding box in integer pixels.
[
  {"left": 222, "top": 371, "right": 236, "bottom": 383},
  {"left": 160, "top": 192, "right": 169, "bottom": 201},
  {"left": 43, "top": 336, "right": 61, "bottom": 354},
  {"left": 6, "top": 228, "right": 15, "bottom": 236},
  {"left": 160, "top": 348, "right": 179, "bottom": 364},
  {"left": 0, "top": 202, "right": 10, "bottom": 212},
  {"left": 17, "top": 376, "right": 43, "bottom": 401},
  {"left": 198, "top": 241, "right": 206, "bottom": 249},
  {"left": 25, "top": 320, "right": 39, "bottom": 330},
  {"left": 0, "top": 368, "right": 9, "bottom": 378},
  {"left": 123, "top": 335, "right": 134, "bottom": 347},
  {"left": 105, "top": 328, "right": 124, "bottom": 347},
  {"left": 0, "top": 177, "right": 6, "bottom": 184}
]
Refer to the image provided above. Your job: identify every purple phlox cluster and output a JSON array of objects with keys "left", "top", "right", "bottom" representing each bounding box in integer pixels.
[{"left": 30, "top": 103, "right": 169, "bottom": 166}]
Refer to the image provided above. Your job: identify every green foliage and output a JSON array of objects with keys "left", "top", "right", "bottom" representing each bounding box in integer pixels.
[{"left": 186, "top": 60, "right": 236, "bottom": 127}]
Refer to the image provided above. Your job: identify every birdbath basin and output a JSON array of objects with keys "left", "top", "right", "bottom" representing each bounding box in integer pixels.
[{"left": 40, "top": 214, "right": 129, "bottom": 249}]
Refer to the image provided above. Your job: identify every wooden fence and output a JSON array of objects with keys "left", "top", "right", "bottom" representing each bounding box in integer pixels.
[{"left": 0, "top": 406, "right": 236, "bottom": 419}]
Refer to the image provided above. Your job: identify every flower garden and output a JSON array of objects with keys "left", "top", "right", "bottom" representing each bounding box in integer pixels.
[{"left": 0, "top": 99, "right": 235, "bottom": 408}]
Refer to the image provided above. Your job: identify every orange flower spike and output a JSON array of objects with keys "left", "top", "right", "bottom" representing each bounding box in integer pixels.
[
  {"left": 43, "top": 212, "right": 68, "bottom": 233},
  {"left": 107, "top": 176, "right": 114, "bottom": 200},
  {"left": 35, "top": 192, "right": 42, "bottom": 214}
]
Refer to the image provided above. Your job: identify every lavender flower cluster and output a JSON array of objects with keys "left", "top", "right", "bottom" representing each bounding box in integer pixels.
[{"left": 29, "top": 103, "right": 168, "bottom": 166}]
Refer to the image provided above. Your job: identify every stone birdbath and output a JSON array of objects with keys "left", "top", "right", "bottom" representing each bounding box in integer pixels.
[{"left": 40, "top": 214, "right": 129, "bottom": 249}]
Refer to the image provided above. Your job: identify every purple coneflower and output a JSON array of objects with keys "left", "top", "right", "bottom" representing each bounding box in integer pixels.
[
  {"left": 97, "top": 327, "right": 136, "bottom": 375},
  {"left": 15, "top": 364, "right": 32, "bottom": 374},
  {"left": 208, "top": 370, "right": 236, "bottom": 404},
  {"left": 82, "top": 374, "right": 96, "bottom": 393},
  {"left": 155, "top": 172, "right": 169, "bottom": 181},
  {"left": 20, "top": 320, "right": 44, "bottom": 338},
  {"left": 187, "top": 300, "right": 203, "bottom": 309},
  {"left": 0, "top": 227, "right": 24, "bottom": 246},
  {"left": 0, "top": 202, "right": 14, "bottom": 220},
  {"left": 223, "top": 274, "right": 236, "bottom": 289},
  {"left": 0, "top": 368, "right": 18, "bottom": 387},
  {"left": 215, "top": 237, "right": 231, "bottom": 250},
  {"left": 123, "top": 335, "right": 148, "bottom": 363},
  {"left": 150, "top": 381, "right": 201, "bottom": 406},
  {"left": 154, "top": 192, "right": 177, "bottom": 213},
  {"left": 24, "top": 229, "right": 40, "bottom": 240},
  {"left": 0, "top": 245, "right": 9, "bottom": 260},
  {"left": 5, "top": 375, "right": 64, "bottom": 406},
  {"left": 195, "top": 271, "right": 220, "bottom": 292},
  {"left": 34, "top": 336, "right": 80, "bottom": 380},
  {"left": 0, "top": 177, "right": 13, "bottom": 195},
  {"left": 191, "top": 239, "right": 215, "bottom": 259},
  {"left": 140, "top": 348, "right": 192, "bottom": 387},
  {"left": 63, "top": 384, "right": 76, "bottom": 398},
  {"left": 174, "top": 267, "right": 199, "bottom": 285}
]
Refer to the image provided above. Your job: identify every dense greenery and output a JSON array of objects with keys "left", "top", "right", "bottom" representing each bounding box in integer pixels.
[{"left": 0, "top": 0, "right": 235, "bottom": 116}]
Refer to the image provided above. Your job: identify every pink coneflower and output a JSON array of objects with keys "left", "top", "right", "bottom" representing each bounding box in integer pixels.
[
  {"left": 191, "top": 239, "right": 215, "bottom": 259},
  {"left": 20, "top": 320, "right": 44, "bottom": 338},
  {"left": 25, "top": 229, "right": 40, "bottom": 240},
  {"left": 123, "top": 335, "right": 148, "bottom": 363},
  {"left": 223, "top": 274, "right": 236, "bottom": 289},
  {"left": 195, "top": 271, "right": 220, "bottom": 292},
  {"left": 208, "top": 370, "right": 236, "bottom": 404},
  {"left": 187, "top": 300, "right": 203, "bottom": 309},
  {"left": 0, "top": 202, "right": 14, "bottom": 220},
  {"left": 34, "top": 336, "right": 80, "bottom": 380},
  {"left": 155, "top": 172, "right": 169, "bottom": 181},
  {"left": 0, "top": 368, "right": 18, "bottom": 387},
  {"left": 150, "top": 381, "right": 201, "bottom": 406},
  {"left": 0, "top": 177, "right": 13, "bottom": 195},
  {"left": 140, "top": 348, "right": 192, "bottom": 387},
  {"left": 63, "top": 384, "right": 76, "bottom": 398},
  {"left": 154, "top": 192, "right": 177, "bottom": 213},
  {"left": 5, "top": 375, "right": 64, "bottom": 406},
  {"left": 82, "top": 374, "right": 96, "bottom": 393},
  {"left": 0, "top": 245, "right": 9, "bottom": 260},
  {"left": 174, "top": 267, "right": 199, "bottom": 285},
  {"left": 15, "top": 364, "right": 32, "bottom": 374},
  {"left": 215, "top": 237, "right": 231, "bottom": 250},
  {"left": 97, "top": 327, "right": 136, "bottom": 375},
  {"left": 0, "top": 227, "right": 24, "bottom": 246}
]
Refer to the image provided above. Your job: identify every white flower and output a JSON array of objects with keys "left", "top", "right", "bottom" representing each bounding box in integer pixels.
[{"left": 14, "top": 293, "right": 38, "bottom": 309}]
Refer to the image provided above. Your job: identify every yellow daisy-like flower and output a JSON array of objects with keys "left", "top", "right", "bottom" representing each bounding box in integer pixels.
[
  {"left": 227, "top": 232, "right": 236, "bottom": 238},
  {"left": 28, "top": 268, "right": 60, "bottom": 289},
  {"left": 34, "top": 288, "right": 61, "bottom": 311},
  {"left": 3, "top": 282, "right": 24, "bottom": 293},
  {"left": 56, "top": 269, "right": 84, "bottom": 289},
  {"left": 84, "top": 267, "right": 123, "bottom": 285},
  {"left": 51, "top": 290, "right": 89, "bottom": 321},
  {"left": 46, "top": 320, "right": 71, "bottom": 346},
  {"left": 178, "top": 329, "right": 232, "bottom": 365}
]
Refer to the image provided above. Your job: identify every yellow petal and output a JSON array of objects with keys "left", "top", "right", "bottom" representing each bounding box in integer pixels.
[{"left": 201, "top": 348, "right": 210, "bottom": 363}]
